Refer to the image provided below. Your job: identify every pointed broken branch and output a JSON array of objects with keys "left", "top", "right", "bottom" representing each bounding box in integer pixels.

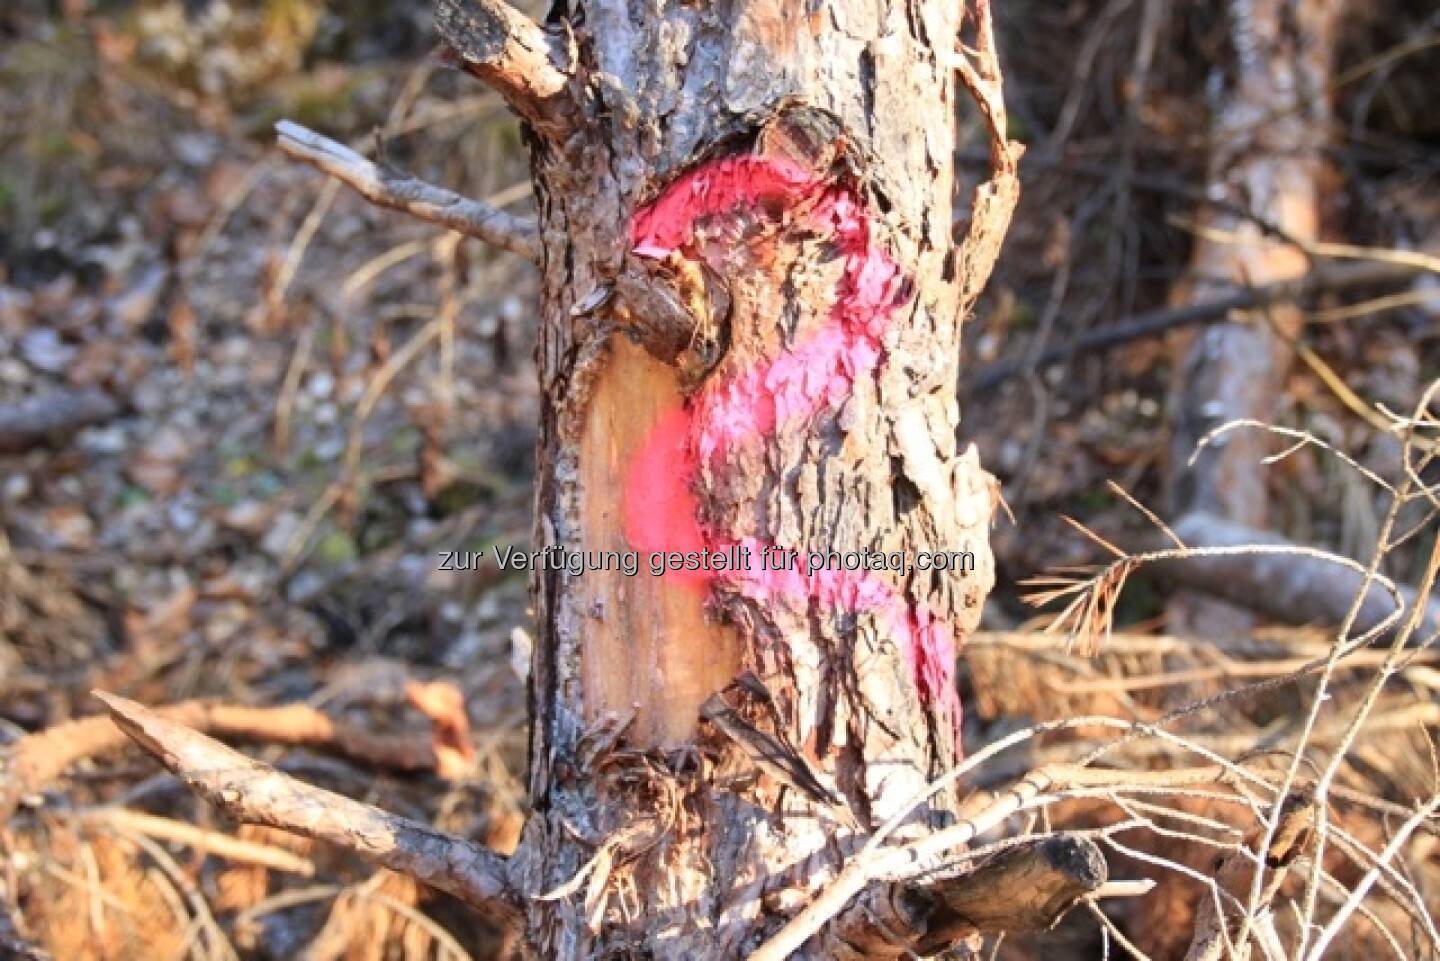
[
  {"left": 94, "top": 693, "right": 521, "bottom": 924},
  {"left": 1, "top": 696, "right": 452, "bottom": 824},
  {"left": 434, "top": 0, "right": 573, "bottom": 134},
  {"left": 275, "top": 121, "right": 540, "bottom": 260}
]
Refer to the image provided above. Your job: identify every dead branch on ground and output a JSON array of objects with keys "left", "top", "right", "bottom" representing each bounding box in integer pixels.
[
  {"left": 93, "top": 693, "right": 520, "bottom": 924},
  {"left": 1, "top": 695, "right": 459, "bottom": 823},
  {"left": 0, "top": 389, "right": 121, "bottom": 454}
]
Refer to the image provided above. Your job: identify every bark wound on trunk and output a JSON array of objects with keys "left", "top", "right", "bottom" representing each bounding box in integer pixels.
[
  {"left": 487, "top": 1, "right": 1013, "bottom": 956},
  {"left": 1168, "top": 0, "right": 1341, "bottom": 637},
  {"left": 579, "top": 337, "right": 743, "bottom": 745}
]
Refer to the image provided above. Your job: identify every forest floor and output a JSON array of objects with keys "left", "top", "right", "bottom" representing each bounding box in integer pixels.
[{"left": 2, "top": 2, "right": 1438, "bottom": 959}]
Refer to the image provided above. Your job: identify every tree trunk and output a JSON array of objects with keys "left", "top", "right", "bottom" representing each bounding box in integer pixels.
[
  {"left": 435, "top": 0, "right": 1015, "bottom": 956},
  {"left": 56, "top": 4, "right": 1023, "bottom": 958}
]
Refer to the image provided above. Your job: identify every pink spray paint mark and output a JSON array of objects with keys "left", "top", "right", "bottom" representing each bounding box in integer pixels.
[{"left": 620, "top": 154, "right": 961, "bottom": 728}]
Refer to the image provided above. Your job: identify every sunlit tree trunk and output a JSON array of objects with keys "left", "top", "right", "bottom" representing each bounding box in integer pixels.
[{"left": 434, "top": 0, "right": 1023, "bottom": 955}]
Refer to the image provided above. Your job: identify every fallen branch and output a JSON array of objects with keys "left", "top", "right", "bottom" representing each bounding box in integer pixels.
[
  {"left": 0, "top": 388, "right": 121, "bottom": 454},
  {"left": 275, "top": 121, "right": 540, "bottom": 260},
  {"left": 753, "top": 764, "right": 1131, "bottom": 960},
  {"left": 1, "top": 697, "right": 451, "bottom": 823},
  {"left": 1155, "top": 512, "right": 1440, "bottom": 644},
  {"left": 93, "top": 693, "right": 520, "bottom": 923},
  {"left": 968, "top": 260, "right": 1421, "bottom": 393}
]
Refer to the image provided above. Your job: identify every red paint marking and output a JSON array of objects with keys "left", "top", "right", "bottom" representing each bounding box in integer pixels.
[{"left": 620, "top": 154, "right": 961, "bottom": 728}]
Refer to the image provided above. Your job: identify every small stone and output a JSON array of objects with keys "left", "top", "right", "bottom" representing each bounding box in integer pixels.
[
  {"left": 313, "top": 436, "right": 344, "bottom": 462},
  {"left": 20, "top": 329, "right": 76, "bottom": 373},
  {"left": 306, "top": 371, "right": 335, "bottom": 400},
  {"left": 4, "top": 473, "right": 32, "bottom": 500},
  {"left": 79, "top": 425, "right": 128, "bottom": 456},
  {"left": 260, "top": 511, "right": 304, "bottom": 558},
  {"left": 0, "top": 358, "right": 30, "bottom": 386}
]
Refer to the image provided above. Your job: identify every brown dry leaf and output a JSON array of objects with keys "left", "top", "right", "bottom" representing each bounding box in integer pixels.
[
  {"left": 123, "top": 585, "right": 197, "bottom": 654},
  {"left": 40, "top": 505, "right": 95, "bottom": 550},
  {"left": 404, "top": 679, "right": 475, "bottom": 779},
  {"left": 126, "top": 426, "right": 192, "bottom": 495}
]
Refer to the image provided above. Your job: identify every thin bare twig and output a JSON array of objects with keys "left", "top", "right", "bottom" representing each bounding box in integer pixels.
[{"left": 275, "top": 121, "right": 540, "bottom": 260}]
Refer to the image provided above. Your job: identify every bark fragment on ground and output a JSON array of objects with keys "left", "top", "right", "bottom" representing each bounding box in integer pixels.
[{"left": 0, "top": 388, "right": 120, "bottom": 454}]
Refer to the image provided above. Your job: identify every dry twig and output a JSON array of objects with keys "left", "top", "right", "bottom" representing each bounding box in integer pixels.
[{"left": 275, "top": 121, "right": 540, "bottom": 260}]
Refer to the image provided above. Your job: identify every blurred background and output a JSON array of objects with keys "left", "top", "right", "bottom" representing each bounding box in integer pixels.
[{"left": 1, "top": 1, "right": 1437, "bottom": 958}]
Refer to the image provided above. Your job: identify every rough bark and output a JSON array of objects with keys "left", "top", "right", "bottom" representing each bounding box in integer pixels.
[
  {"left": 427, "top": 0, "right": 1015, "bottom": 957},
  {"left": 1168, "top": 0, "right": 1343, "bottom": 638}
]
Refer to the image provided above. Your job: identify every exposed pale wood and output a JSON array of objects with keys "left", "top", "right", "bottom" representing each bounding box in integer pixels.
[{"left": 578, "top": 337, "right": 741, "bottom": 746}]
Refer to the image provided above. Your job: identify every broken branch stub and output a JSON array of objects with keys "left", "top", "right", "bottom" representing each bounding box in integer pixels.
[
  {"left": 806, "top": 835, "right": 1109, "bottom": 959},
  {"left": 917, "top": 835, "right": 1108, "bottom": 943},
  {"left": 433, "top": 0, "right": 573, "bottom": 136}
]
